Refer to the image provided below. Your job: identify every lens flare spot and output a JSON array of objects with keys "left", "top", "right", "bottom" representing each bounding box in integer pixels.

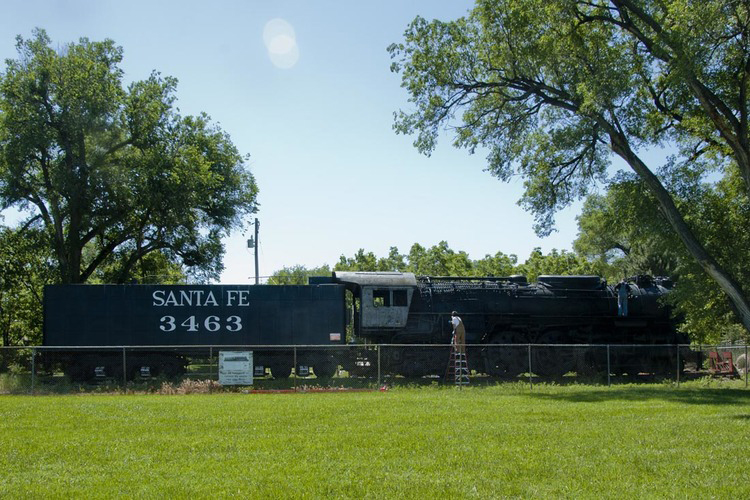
[{"left": 263, "top": 18, "right": 299, "bottom": 69}]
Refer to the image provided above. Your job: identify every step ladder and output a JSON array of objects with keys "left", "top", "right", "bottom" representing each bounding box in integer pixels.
[{"left": 446, "top": 345, "right": 470, "bottom": 386}]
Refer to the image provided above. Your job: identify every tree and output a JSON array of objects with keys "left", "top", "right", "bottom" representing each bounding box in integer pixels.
[
  {"left": 0, "top": 225, "right": 55, "bottom": 345},
  {"left": 335, "top": 249, "right": 380, "bottom": 272},
  {"left": 573, "top": 177, "right": 681, "bottom": 280},
  {"left": 0, "top": 29, "right": 258, "bottom": 284},
  {"left": 676, "top": 170, "right": 750, "bottom": 342},
  {"left": 389, "top": 0, "right": 750, "bottom": 332},
  {"left": 335, "top": 242, "right": 475, "bottom": 275},
  {"left": 406, "top": 241, "right": 473, "bottom": 275},
  {"left": 473, "top": 251, "right": 518, "bottom": 277},
  {"left": 379, "top": 246, "right": 409, "bottom": 272},
  {"left": 574, "top": 170, "right": 750, "bottom": 343},
  {"left": 91, "top": 249, "right": 187, "bottom": 285},
  {"left": 333, "top": 241, "right": 591, "bottom": 280},
  {"left": 268, "top": 264, "right": 332, "bottom": 285},
  {"left": 515, "top": 248, "right": 604, "bottom": 283},
  {"left": 335, "top": 246, "right": 409, "bottom": 272}
]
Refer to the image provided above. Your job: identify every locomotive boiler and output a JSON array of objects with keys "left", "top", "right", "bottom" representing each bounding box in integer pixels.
[{"left": 42, "top": 272, "right": 687, "bottom": 380}]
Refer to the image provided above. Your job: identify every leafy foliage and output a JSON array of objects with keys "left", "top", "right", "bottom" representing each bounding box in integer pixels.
[
  {"left": 516, "top": 248, "right": 605, "bottom": 283},
  {"left": 389, "top": 0, "right": 750, "bottom": 333},
  {"left": 573, "top": 176, "right": 681, "bottom": 280},
  {"left": 574, "top": 169, "right": 750, "bottom": 343},
  {"left": 0, "top": 29, "right": 258, "bottom": 284},
  {"left": 0, "top": 224, "right": 55, "bottom": 345},
  {"left": 334, "top": 242, "right": 479, "bottom": 276},
  {"left": 275, "top": 241, "right": 600, "bottom": 284},
  {"left": 267, "top": 264, "right": 332, "bottom": 285}
]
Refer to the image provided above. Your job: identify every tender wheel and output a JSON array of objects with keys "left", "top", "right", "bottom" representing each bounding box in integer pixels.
[
  {"left": 158, "top": 357, "right": 185, "bottom": 378},
  {"left": 314, "top": 362, "right": 338, "bottom": 378}
]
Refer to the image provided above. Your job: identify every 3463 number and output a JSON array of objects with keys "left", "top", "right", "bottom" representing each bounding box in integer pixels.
[{"left": 159, "top": 315, "right": 242, "bottom": 333}]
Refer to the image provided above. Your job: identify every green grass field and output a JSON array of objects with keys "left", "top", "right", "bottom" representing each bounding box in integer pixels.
[{"left": 1, "top": 382, "right": 749, "bottom": 498}]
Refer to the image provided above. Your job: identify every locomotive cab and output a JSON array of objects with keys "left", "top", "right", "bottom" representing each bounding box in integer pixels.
[{"left": 332, "top": 272, "right": 417, "bottom": 339}]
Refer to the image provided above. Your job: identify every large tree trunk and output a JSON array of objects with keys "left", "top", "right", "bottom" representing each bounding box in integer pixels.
[{"left": 609, "top": 131, "right": 750, "bottom": 333}]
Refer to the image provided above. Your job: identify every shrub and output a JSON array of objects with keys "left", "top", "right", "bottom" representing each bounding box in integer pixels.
[{"left": 158, "top": 379, "right": 223, "bottom": 395}]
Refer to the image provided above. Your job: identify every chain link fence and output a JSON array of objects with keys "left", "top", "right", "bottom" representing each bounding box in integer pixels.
[{"left": 1, "top": 344, "right": 748, "bottom": 394}]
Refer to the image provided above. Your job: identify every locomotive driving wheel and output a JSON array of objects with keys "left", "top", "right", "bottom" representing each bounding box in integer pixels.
[
  {"left": 485, "top": 331, "right": 528, "bottom": 378},
  {"left": 531, "top": 330, "right": 577, "bottom": 377}
]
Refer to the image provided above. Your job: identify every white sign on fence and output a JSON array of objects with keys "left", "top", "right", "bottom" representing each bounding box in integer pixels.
[{"left": 219, "top": 351, "right": 253, "bottom": 386}]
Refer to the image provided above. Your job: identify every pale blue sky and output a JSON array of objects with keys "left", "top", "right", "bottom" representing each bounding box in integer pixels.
[{"left": 1, "top": 0, "right": 596, "bottom": 283}]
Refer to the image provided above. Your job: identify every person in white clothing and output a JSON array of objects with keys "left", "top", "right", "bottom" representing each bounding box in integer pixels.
[{"left": 450, "top": 311, "right": 466, "bottom": 354}]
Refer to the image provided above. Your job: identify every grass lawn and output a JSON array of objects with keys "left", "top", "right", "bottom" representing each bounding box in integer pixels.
[{"left": 1, "top": 381, "right": 749, "bottom": 498}]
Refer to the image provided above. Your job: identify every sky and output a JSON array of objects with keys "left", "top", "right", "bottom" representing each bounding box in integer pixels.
[{"left": 0, "top": 0, "right": 593, "bottom": 284}]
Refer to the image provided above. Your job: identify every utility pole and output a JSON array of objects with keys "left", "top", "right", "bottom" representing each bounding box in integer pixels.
[
  {"left": 254, "top": 219, "right": 259, "bottom": 285},
  {"left": 247, "top": 219, "right": 260, "bottom": 284}
]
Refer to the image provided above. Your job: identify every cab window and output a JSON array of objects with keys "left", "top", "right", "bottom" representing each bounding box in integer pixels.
[
  {"left": 373, "top": 289, "right": 390, "bottom": 307},
  {"left": 372, "top": 289, "right": 408, "bottom": 307}
]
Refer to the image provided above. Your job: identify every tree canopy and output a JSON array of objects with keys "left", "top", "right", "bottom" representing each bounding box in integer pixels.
[
  {"left": 267, "top": 264, "right": 332, "bottom": 285},
  {"left": 389, "top": 0, "right": 750, "bottom": 333},
  {"left": 574, "top": 169, "right": 750, "bottom": 343},
  {"left": 329, "top": 242, "right": 597, "bottom": 282},
  {"left": 0, "top": 225, "right": 53, "bottom": 346},
  {"left": 0, "top": 29, "right": 258, "bottom": 284}
]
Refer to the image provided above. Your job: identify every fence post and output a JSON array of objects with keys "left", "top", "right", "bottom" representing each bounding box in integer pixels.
[
  {"left": 31, "top": 347, "right": 36, "bottom": 395},
  {"left": 676, "top": 344, "right": 681, "bottom": 387},
  {"left": 528, "top": 344, "right": 533, "bottom": 390},
  {"left": 293, "top": 346, "right": 297, "bottom": 392},
  {"left": 745, "top": 344, "right": 748, "bottom": 389},
  {"left": 607, "top": 345, "right": 611, "bottom": 387},
  {"left": 377, "top": 345, "right": 381, "bottom": 388},
  {"left": 122, "top": 347, "right": 127, "bottom": 391},
  {"left": 209, "top": 347, "right": 214, "bottom": 380}
]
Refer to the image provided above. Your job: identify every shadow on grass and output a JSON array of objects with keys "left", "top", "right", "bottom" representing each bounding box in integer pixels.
[{"left": 525, "top": 386, "right": 750, "bottom": 406}]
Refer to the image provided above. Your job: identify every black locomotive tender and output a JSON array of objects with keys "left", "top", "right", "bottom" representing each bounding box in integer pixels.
[{"left": 43, "top": 272, "right": 687, "bottom": 380}]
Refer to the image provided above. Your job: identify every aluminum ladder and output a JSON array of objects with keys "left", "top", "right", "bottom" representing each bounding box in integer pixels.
[{"left": 446, "top": 345, "right": 470, "bottom": 386}]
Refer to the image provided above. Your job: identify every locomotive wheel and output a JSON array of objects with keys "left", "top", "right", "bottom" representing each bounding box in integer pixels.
[
  {"left": 397, "top": 361, "right": 427, "bottom": 378},
  {"left": 159, "top": 361, "right": 181, "bottom": 378},
  {"left": 314, "top": 362, "right": 338, "bottom": 378},
  {"left": 646, "top": 354, "right": 677, "bottom": 376},
  {"left": 392, "top": 349, "right": 433, "bottom": 378},
  {"left": 575, "top": 350, "right": 600, "bottom": 377},
  {"left": 531, "top": 331, "right": 576, "bottom": 377},
  {"left": 485, "top": 332, "right": 527, "bottom": 377}
]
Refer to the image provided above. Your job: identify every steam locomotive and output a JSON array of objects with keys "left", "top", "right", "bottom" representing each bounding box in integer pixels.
[{"left": 43, "top": 272, "right": 687, "bottom": 380}]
